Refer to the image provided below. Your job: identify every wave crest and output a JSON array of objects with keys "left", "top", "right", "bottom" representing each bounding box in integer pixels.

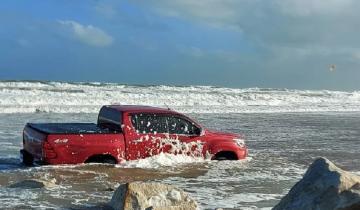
[{"left": 1, "top": 81, "right": 360, "bottom": 113}]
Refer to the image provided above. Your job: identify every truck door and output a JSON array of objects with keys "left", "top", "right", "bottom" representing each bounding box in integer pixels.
[
  {"left": 165, "top": 115, "right": 205, "bottom": 157},
  {"left": 125, "top": 113, "right": 168, "bottom": 160}
]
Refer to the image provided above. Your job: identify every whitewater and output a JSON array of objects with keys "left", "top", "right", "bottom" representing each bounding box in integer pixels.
[
  {"left": 0, "top": 81, "right": 360, "bottom": 209},
  {"left": 1, "top": 81, "right": 360, "bottom": 113}
]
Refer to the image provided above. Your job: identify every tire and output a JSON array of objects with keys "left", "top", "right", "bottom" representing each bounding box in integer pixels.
[
  {"left": 86, "top": 155, "right": 117, "bottom": 164},
  {"left": 213, "top": 151, "right": 238, "bottom": 161},
  {"left": 215, "top": 156, "right": 228, "bottom": 161},
  {"left": 101, "top": 158, "right": 116, "bottom": 164},
  {"left": 21, "top": 150, "right": 34, "bottom": 166}
]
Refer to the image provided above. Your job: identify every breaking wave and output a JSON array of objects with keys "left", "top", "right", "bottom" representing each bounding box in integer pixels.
[{"left": 1, "top": 81, "right": 360, "bottom": 113}]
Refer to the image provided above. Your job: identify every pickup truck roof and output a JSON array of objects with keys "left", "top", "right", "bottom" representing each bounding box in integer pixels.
[{"left": 106, "top": 105, "right": 178, "bottom": 114}]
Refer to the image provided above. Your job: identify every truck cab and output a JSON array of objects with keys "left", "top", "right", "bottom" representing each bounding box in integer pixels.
[{"left": 21, "top": 105, "right": 248, "bottom": 165}]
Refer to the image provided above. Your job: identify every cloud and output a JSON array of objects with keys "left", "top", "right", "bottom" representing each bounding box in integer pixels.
[
  {"left": 134, "top": 0, "right": 360, "bottom": 57},
  {"left": 177, "top": 45, "right": 241, "bottom": 62},
  {"left": 275, "top": 0, "right": 354, "bottom": 16},
  {"left": 58, "top": 20, "right": 113, "bottom": 47},
  {"left": 178, "top": 46, "right": 205, "bottom": 57},
  {"left": 134, "top": 0, "right": 242, "bottom": 30},
  {"left": 128, "top": 0, "right": 360, "bottom": 89}
]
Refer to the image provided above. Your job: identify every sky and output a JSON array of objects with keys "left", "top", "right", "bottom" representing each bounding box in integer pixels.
[{"left": 0, "top": 0, "right": 360, "bottom": 90}]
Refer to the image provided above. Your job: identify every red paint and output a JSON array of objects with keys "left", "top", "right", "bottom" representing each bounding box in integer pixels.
[{"left": 21, "top": 105, "right": 248, "bottom": 165}]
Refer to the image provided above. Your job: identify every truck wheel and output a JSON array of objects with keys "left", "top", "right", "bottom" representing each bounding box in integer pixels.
[
  {"left": 215, "top": 157, "right": 228, "bottom": 161},
  {"left": 85, "top": 155, "right": 117, "bottom": 164},
  {"left": 101, "top": 158, "right": 116, "bottom": 164},
  {"left": 214, "top": 151, "right": 238, "bottom": 161},
  {"left": 21, "top": 150, "right": 34, "bottom": 166}
]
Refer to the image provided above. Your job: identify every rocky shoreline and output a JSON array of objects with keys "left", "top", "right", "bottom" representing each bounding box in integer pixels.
[{"left": 8, "top": 157, "right": 360, "bottom": 210}]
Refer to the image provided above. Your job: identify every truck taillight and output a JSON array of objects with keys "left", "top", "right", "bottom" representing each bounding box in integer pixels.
[
  {"left": 43, "top": 141, "right": 57, "bottom": 159},
  {"left": 44, "top": 141, "right": 52, "bottom": 149}
]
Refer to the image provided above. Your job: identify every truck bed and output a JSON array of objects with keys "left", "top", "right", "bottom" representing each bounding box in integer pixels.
[{"left": 27, "top": 123, "right": 120, "bottom": 134}]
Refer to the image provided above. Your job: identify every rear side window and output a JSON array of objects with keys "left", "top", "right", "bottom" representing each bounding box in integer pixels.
[
  {"left": 131, "top": 114, "right": 168, "bottom": 134},
  {"left": 98, "top": 107, "right": 122, "bottom": 132}
]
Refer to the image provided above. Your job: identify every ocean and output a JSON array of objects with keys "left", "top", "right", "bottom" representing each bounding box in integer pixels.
[{"left": 0, "top": 81, "right": 359, "bottom": 209}]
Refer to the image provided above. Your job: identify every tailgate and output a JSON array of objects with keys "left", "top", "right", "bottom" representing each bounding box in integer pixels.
[{"left": 23, "top": 124, "right": 47, "bottom": 161}]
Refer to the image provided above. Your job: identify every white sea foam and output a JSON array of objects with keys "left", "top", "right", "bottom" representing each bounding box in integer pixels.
[
  {"left": 1, "top": 81, "right": 360, "bottom": 113},
  {"left": 117, "top": 153, "right": 209, "bottom": 169},
  {"left": 354, "top": 171, "right": 360, "bottom": 176}
]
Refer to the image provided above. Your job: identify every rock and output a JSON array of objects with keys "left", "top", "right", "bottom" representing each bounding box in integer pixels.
[
  {"left": 8, "top": 179, "right": 57, "bottom": 189},
  {"left": 108, "top": 182, "right": 198, "bottom": 210},
  {"left": 273, "top": 157, "right": 360, "bottom": 210}
]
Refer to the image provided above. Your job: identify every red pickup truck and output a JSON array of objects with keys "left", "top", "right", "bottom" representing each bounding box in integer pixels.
[{"left": 21, "top": 105, "right": 248, "bottom": 165}]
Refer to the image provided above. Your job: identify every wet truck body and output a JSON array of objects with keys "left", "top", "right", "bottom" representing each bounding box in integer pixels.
[{"left": 21, "top": 105, "right": 248, "bottom": 165}]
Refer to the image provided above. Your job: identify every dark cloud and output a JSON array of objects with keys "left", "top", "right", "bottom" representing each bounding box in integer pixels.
[
  {"left": 135, "top": 0, "right": 360, "bottom": 51},
  {"left": 131, "top": 0, "right": 360, "bottom": 90}
]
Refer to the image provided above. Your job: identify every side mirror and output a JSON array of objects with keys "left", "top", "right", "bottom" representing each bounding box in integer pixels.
[{"left": 199, "top": 128, "right": 205, "bottom": 136}]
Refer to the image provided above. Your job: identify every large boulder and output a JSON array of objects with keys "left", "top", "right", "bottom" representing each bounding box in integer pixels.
[
  {"left": 273, "top": 157, "right": 360, "bottom": 210},
  {"left": 108, "top": 182, "right": 198, "bottom": 210}
]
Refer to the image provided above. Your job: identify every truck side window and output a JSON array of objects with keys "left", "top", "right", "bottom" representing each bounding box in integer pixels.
[
  {"left": 168, "top": 116, "right": 200, "bottom": 135},
  {"left": 131, "top": 114, "right": 168, "bottom": 134},
  {"left": 98, "top": 107, "right": 122, "bottom": 132}
]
